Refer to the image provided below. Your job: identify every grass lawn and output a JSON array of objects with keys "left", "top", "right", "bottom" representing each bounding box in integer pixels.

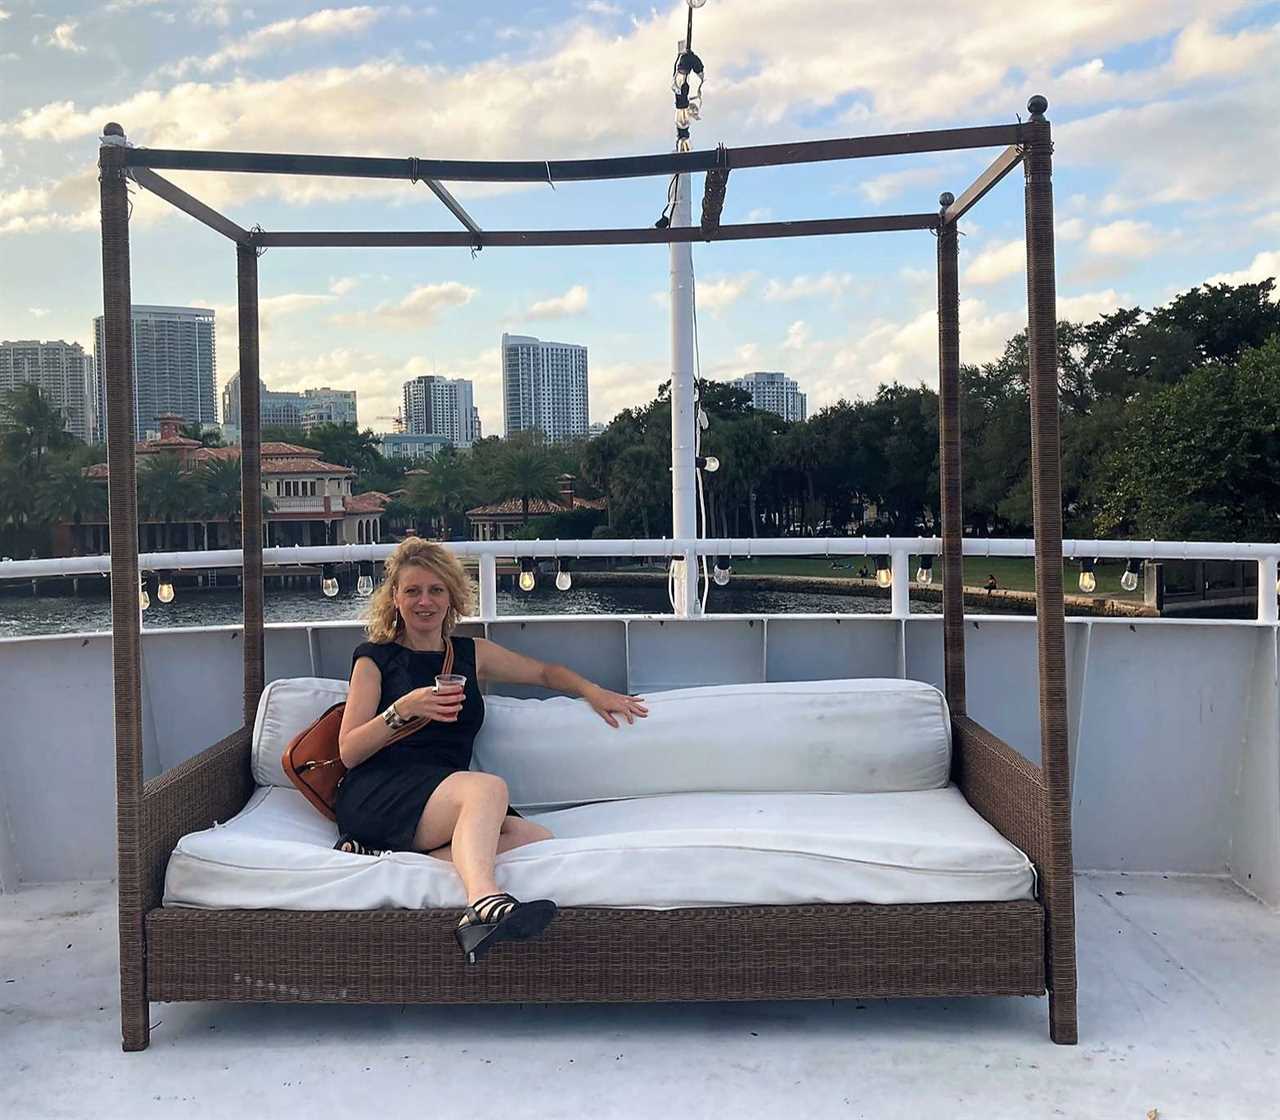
[{"left": 616, "top": 555, "right": 1146, "bottom": 601}]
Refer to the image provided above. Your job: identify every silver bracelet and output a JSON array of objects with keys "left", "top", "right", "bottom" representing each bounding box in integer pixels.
[{"left": 381, "top": 702, "right": 410, "bottom": 730}]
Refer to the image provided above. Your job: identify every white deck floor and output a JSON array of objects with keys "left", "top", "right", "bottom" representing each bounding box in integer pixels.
[{"left": 3, "top": 873, "right": 1278, "bottom": 1120}]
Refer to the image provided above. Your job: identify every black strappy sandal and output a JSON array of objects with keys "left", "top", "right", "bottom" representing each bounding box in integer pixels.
[
  {"left": 333, "top": 835, "right": 392, "bottom": 856},
  {"left": 454, "top": 892, "right": 557, "bottom": 965}
]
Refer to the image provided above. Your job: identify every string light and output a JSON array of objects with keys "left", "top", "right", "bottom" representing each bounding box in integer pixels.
[
  {"left": 356, "top": 561, "right": 374, "bottom": 598},
  {"left": 1120, "top": 558, "right": 1141, "bottom": 593},
  {"left": 712, "top": 556, "right": 731, "bottom": 586},
  {"left": 555, "top": 557, "right": 573, "bottom": 592},
  {"left": 1078, "top": 557, "right": 1097, "bottom": 594},
  {"left": 915, "top": 555, "right": 934, "bottom": 586},
  {"left": 518, "top": 557, "right": 537, "bottom": 593},
  {"left": 156, "top": 569, "right": 175, "bottom": 603},
  {"left": 875, "top": 555, "right": 892, "bottom": 589},
  {"left": 321, "top": 563, "right": 339, "bottom": 598},
  {"left": 696, "top": 455, "right": 719, "bottom": 473},
  {"left": 138, "top": 573, "right": 151, "bottom": 611}
]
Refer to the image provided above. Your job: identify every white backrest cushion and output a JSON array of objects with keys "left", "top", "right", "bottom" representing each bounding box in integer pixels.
[
  {"left": 251, "top": 677, "right": 350, "bottom": 788},
  {"left": 474, "top": 678, "right": 951, "bottom": 810}
]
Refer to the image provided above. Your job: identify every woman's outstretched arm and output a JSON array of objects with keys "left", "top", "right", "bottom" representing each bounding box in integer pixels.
[{"left": 474, "top": 637, "right": 648, "bottom": 728}]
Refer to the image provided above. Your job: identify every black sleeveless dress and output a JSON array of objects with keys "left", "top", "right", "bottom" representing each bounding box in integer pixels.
[{"left": 334, "top": 635, "right": 521, "bottom": 851}]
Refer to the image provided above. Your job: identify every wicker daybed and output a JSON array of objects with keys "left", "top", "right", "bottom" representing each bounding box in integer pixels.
[{"left": 100, "top": 97, "right": 1077, "bottom": 1050}]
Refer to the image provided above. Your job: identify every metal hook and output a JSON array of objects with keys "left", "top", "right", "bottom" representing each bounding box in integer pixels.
[{"left": 545, "top": 161, "right": 556, "bottom": 191}]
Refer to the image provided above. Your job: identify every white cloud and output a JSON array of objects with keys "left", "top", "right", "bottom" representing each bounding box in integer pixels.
[
  {"left": 526, "top": 284, "right": 589, "bottom": 319},
  {"left": 584, "top": 2, "right": 622, "bottom": 14},
  {"left": 1087, "top": 219, "right": 1159, "bottom": 258},
  {"left": 1205, "top": 250, "right": 1280, "bottom": 292},
  {"left": 28, "top": 307, "right": 50, "bottom": 318},
  {"left": 783, "top": 320, "right": 810, "bottom": 351},
  {"left": 858, "top": 167, "right": 942, "bottom": 205},
  {"left": 0, "top": 9, "right": 11, "bottom": 21},
  {"left": 49, "top": 22, "right": 86, "bottom": 53},
  {"left": 166, "top": 6, "right": 388, "bottom": 77},
  {"left": 1056, "top": 217, "right": 1086, "bottom": 241},
  {"left": 328, "top": 277, "right": 359, "bottom": 296},
  {"left": 332, "top": 281, "right": 475, "bottom": 329},
  {"left": 696, "top": 273, "right": 756, "bottom": 314},
  {"left": 1058, "top": 289, "right": 1130, "bottom": 321},
  {"left": 763, "top": 271, "right": 855, "bottom": 302},
  {"left": 744, "top": 207, "right": 773, "bottom": 223},
  {"left": 963, "top": 239, "right": 1024, "bottom": 285}
]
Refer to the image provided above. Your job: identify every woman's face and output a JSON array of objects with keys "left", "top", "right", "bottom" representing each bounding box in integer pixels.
[{"left": 394, "top": 563, "right": 452, "bottom": 636}]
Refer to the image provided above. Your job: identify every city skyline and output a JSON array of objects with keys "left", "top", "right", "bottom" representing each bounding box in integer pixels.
[{"left": 1, "top": 3, "right": 1276, "bottom": 439}]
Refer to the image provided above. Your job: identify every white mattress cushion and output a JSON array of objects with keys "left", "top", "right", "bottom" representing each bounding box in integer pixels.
[
  {"left": 252, "top": 676, "right": 952, "bottom": 804},
  {"left": 476, "top": 678, "right": 952, "bottom": 809},
  {"left": 251, "top": 676, "right": 349, "bottom": 788},
  {"left": 162, "top": 784, "right": 1034, "bottom": 911}
]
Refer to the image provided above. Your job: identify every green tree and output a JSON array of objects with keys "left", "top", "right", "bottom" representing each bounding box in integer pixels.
[
  {"left": 406, "top": 448, "right": 477, "bottom": 538},
  {"left": 138, "top": 453, "right": 197, "bottom": 550},
  {"left": 35, "top": 458, "right": 107, "bottom": 552},
  {"left": 490, "top": 431, "right": 560, "bottom": 525},
  {"left": 0, "top": 383, "right": 76, "bottom": 477},
  {"left": 1097, "top": 337, "right": 1280, "bottom": 541},
  {"left": 179, "top": 422, "right": 226, "bottom": 448}
]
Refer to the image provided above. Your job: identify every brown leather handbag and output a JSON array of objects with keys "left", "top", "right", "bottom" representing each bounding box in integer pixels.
[{"left": 282, "top": 638, "right": 455, "bottom": 821}]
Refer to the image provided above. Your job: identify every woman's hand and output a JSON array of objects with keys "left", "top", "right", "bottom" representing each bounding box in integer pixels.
[
  {"left": 396, "top": 684, "right": 464, "bottom": 724},
  {"left": 585, "top": 686, "right": 649, "bottom": 729}
]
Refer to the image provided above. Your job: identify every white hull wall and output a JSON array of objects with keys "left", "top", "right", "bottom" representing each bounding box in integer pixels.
[{"left": 1, "top": 614, "right": 1277, "bottom": 902}]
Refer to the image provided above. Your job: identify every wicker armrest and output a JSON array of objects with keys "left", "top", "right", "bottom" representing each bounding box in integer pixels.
[
  {"left": 139, "top": 726, "right": 255, "bottom": 911},
  {"left": 951, "top": 713, "right": 1049, "bottom": 875}
]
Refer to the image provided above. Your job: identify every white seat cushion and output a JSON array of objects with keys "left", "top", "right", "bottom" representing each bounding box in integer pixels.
[
  {"left": 250, "top": 676, "right": 953, "bottom": 802},
  {"left": 163, "top": 785, "right": 1035, "bottom": 911}
]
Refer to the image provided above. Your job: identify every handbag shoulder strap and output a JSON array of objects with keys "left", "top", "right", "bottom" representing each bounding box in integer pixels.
[{"left": 443, "top": 635, "right": 455, "bottom": 677}]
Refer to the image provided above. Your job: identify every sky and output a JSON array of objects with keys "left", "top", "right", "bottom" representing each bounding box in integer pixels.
[{"left": 1, "top": 0, "right": 1278, "bottom": 437}]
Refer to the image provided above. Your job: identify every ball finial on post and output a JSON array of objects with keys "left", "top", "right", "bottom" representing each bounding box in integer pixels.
[
  {"left": 103, "top": 122, "right": 125, "bottom": 137},
  {"left": 1027, "top": 95, "right": 1048, "bottom": 120},
  {"left": 939, "top": 192, "right": 955, "bottom": 209}
]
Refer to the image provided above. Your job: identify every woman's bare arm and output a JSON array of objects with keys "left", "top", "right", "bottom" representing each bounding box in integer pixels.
[
  {"left": 474, "top": 637, "right": 648, "bottom": 728},
  {"left": 337, "top": 658, "right": 399, "bottom": 769}
]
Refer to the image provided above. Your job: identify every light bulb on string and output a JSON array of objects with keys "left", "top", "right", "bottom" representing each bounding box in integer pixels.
[
  {"left": 555, "top": 557, "right": 573, "bottom": 592},
  {"left": 1120, "top": 558, "right": 1141, "bottom": 593},
  {"left": 915, "top": 555, "right": 934, "bottom": 586},
  {"left": 356, "top": 561, "right": 374, "bottom": 597},
  {"left": 875, "top": 555, "right": 893, "bottom": 589},
  {"left": 321, "top": 563, "right": 339, "bottom": 598},
  {"left": 518, "top": 557, "right": 537, "bottom": 593},
  {"left": 1078, "top": 558, "right": 1097, "bottom": 594},
  {"left": 712, "top": 556, "right": 731, "bottom": 587},
  {"left": 156, "top": 570, "right": 175, "bottom": 604},
  {"left": 138, "top": 574, "right": 151, "bottom": 612},
  {"left": 697, "top": 455, "right": 719, "bottom": 473}
]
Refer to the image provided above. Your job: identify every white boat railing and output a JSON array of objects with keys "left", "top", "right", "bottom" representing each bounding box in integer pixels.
[{"left": 2, "top": 537, "right": 1277, "bottom": 623}]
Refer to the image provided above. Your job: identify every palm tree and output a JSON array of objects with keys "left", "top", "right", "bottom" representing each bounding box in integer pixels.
[
  {"left": 407, "top": 448, "right": 475, "bottom": 538},
  {"left": 0, "top": 383, "right": 76, "bottom": 477},
  {"left": 490, "top": 432, "right": 560, "bottom": 525},
  {"left": 197, "top": 455, "right": 274, "bottom": 548},
  {"left": 139, "top": 453, "right": 197, "bottom": 550},
  {"left": 35, "top": 459, "right": 107, "bottom": 553}
]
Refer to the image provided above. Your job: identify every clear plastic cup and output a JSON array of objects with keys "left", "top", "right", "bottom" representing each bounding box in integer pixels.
[{"left": 434, "top": 673, "right": 466, "bottom": 694}]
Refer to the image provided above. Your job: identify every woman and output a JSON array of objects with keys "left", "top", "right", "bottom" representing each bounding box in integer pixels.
[{"left": 335, "top": 537, "right": 648, "bottom": 964}]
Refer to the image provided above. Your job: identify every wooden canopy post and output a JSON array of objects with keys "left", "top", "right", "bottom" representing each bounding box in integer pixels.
[
  {"left": 99, "top": 122, "right": 150, "bottom": 1052},
  {"left": 935, "top": 193, "right": 966, "bottom": 716},
  {"left": 1022, "top": 95, "right": 1078, "bottom": 1044},
  {"left": 237, "top": 244, "right": 265, "bottom": 724}
]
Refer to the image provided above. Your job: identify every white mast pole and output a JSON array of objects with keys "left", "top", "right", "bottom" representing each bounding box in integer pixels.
[{"left": 669, "top": 30, "right": 701, "bottom": 618}]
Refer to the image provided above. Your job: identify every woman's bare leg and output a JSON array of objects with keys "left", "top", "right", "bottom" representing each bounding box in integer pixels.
[
  {"left": 410, "top": 772, "right": 510, "bottom": 903},
  {"left": 428, "top": 816, "right": 553, "bottom": 863}
]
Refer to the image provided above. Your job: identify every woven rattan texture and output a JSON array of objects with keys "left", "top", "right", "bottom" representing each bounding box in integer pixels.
[
  {"left": 1022, "top": 117, "right": 1079, "bottom": 1044},
  {"left": 936, "top": 220, "right": 967, "bottom": 715},
  {"left": 147, "top": 902, "right": 1045, "bottom": 1003},
  {"left": 141, "top": 729, "right": 254, "bottom": 912}
]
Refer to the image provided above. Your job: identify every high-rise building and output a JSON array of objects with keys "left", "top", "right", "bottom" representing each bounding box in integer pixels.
[
  {"left": 222, "top": 374, "right": 357, "bottom": 433},
  {"left": 501, "top": 332, "right": 588, "bottom": 442},
  {"left": 402, "top": 375, "right": 476, "bottom": 448},
  {"left": 0, "top": 340, "right": 95, "bottom": 443},
  {"left": 730, "top": 370, "right": 807, "bottom": 422},
  {"left": 93, "top": 305, "right": 216, "bottom": 441}
]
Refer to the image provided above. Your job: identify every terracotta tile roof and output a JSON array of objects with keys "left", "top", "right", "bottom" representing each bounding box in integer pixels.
[
  {"left": 344, "top": 491, "right": 390, "bottom": 514},
  {"left": 137, "top": 435, "right": 202, "bottom": 450},
  {"left": 261, "top": 457, "right": 354, "bottom": 475},
  {"left": 465, "top": 495, "right": 606, "bottom": 517}
]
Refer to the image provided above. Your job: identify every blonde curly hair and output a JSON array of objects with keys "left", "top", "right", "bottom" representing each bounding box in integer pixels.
[{"left": 366, "top": 537, "right": 474, "bottom": 643}]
